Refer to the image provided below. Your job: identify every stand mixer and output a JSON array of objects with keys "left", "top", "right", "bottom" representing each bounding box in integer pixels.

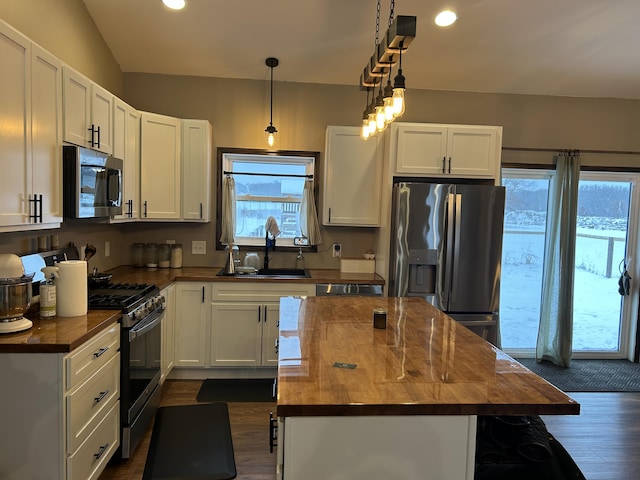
[{"left": 0, "top": 253, "right": 34, "bottom": 334}]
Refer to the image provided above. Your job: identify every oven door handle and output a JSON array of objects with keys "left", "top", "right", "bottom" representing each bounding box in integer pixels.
[{"left": 129, "top": 309, "right": 164, "bottom": 342}]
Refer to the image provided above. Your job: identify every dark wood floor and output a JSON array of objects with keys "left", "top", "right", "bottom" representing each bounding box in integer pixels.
[{"left": 99, "top": 381, "right": 640, "bottom": 480}]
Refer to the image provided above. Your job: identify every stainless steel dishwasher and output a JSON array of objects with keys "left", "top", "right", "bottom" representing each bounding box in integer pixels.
[{"left": 315, "top": 283, "right": 383, "bottom": 297}]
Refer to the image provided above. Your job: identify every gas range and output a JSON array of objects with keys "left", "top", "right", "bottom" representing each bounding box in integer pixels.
[{"left": 88, "top": 282, "right": 163, "bottom": 328}]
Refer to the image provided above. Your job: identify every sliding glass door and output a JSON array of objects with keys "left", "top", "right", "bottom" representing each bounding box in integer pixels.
[{"left": 501, "top": 169, "right": 640, "bottom": 358}]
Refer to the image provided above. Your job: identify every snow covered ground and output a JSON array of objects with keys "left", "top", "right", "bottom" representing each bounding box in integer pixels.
[{"left": 500, "top": 228, "right": 625, "bottom": 351}]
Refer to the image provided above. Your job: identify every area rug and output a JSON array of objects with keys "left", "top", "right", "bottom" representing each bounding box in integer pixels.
[
  {"left": 142, "top": 403, "right": 236, "bottom": 479},
  {"left": 517, "top": 359, "right": 640, "bottom": 392},
  {"left": 196, "top": 378, "right": 276, "bottom": 403}
]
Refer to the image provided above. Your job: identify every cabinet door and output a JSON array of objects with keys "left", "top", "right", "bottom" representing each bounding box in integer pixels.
[
  {"left": 62, "top": 67, "right": 91, "bottom": 148},
  {"left": 112, "top": 98, "right": 126, "bottom": 160},
  {"left": 111, "top": 102, "right": 140, "bottom": 221},
  {"left": 31, "top": 44, "right": 63, "bottom": 226},
  {"left": 394, "top": 123, "right": 448, "bottom": 176},
  {"left": 161, "top": 284, "right": 176, "bottom": 383},
  {"left": 446, "top": 126, "right": 499, "bottom": 178},
  {"left": 210, "top": 303, "right": 262, "bottom": 367},
  {"left": 0, "top": 22, "right": 31, "bottom": 227},
  {"left": 90, "top": 83, "right": 113, "bottom": 154},
  {"left": 262, "top": 302, "right": 280, "bottom": 366},
  {"left": 140, "top": 112, "right": 181, "bottom": 219},
  {"left": 182, "top": 119, "right": 211, "bottom": 222},
  {"left": 323, "top": 126, "right": 382, "bottom": 226},
  {"left": 174, "top": 283, "right": 209, "bottom": 367}
]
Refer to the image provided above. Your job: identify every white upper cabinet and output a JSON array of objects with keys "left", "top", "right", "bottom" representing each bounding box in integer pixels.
[
  {"left": 62, "top": 66, "right": 113, "bottom": 154},
  {"left": 391, "top": 123, "right": 502, "bottom": 179},
  {"left": 323, "top": 125, "right": 382, "bottom": 226},
  {"left": 140, "top": 112, "right": 181, "bottom": 220},
  {"left": 181, "top": 119, "right": 212, "bottom": 222},
  {"left": 0, "top": 21, "right": 62, "bottom": 231},
  {"left": 111, "top": 99, "right": 140, "bottom": 221}
]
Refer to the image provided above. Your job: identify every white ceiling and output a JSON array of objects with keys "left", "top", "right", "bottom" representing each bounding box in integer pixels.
[{"left": 82, "top": 0, "right": 640, "bottom": 100}]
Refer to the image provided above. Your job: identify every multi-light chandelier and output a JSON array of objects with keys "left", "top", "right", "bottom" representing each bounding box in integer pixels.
[{"left": 360, "top": 0, "right": 416, "bottom": 140}]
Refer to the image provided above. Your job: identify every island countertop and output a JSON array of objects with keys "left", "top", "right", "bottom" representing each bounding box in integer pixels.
[{"left": 276, "top": 296, "right": 580, "bottom": 417}]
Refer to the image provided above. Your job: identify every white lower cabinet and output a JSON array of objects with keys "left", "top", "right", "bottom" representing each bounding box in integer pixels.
[
  {"left": 0, "top": 323, "right": 120, "bottom": 480},
  {"left": 210, "top": 283, "right": 315, "bottom": 367},
  {"left": 278, "top": 415, "right": 477, "bottom": 480},
  {"left": 160, "top": 284, "right": 176, "bottom": 383},
  {"left": 174, "top": 282, "right": 210, "bottom": 367}
]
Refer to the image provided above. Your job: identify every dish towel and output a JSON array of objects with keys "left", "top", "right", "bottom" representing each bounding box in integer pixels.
[{"left": 265, "top": 216, "right": 281, "bottom": 238}]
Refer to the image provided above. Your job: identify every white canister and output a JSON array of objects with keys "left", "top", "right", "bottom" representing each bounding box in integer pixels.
[{"left": 55, "top": 260, "right": 88, "bottom": 317}]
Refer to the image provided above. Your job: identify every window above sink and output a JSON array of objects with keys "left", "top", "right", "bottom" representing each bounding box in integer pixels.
[{"left": 215, "top": 148, "right": 319, "bottom": 252}]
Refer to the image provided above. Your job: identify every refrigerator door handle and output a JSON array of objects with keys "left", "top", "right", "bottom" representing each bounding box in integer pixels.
[
  {"left": 443, "top": 192, "right": 457, "bottom": 307},
  {"left": 450, "top": 193, "right": 463, "bottom": 304}
]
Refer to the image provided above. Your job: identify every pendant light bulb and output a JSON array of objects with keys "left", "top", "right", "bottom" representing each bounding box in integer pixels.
[
  {"left": 367, "top": 101, "right": 377, "bottom": 135},
  {"left": 392, "top": 42, "right": 406, "bottom": 118},
  {"left": 265, "top": 125, "right": 277, "bottom": 147},
  {"left": 361, "top": 108, "right": 371, "bottom": 140},
  {"left": 383, "top": 77, "right": 395, "bottom": 121},
  {"left": 264, "top": 57, "right": 279, "bottom": 148}
]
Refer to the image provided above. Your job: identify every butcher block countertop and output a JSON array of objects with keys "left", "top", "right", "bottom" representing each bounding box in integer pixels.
[
  {"left": 276, "top": 296, "right": 580, "bottom": 417},
  {"left": 0, "top": 310, "right": 120, "bottom": 353},
  {"left": 106, "top": 265, "right": 385, "bottom": 290}
]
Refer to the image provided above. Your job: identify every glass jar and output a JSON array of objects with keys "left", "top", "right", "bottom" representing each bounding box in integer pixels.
[
  {"left": 158, "top": 244, "right": 171, "bottom": 268},
  {"left": 131, "top": 243, "right": 145, "bottom": 268},
  {"left": 170, "top": 244, "right": 183, "bottom": 268},
  {"left": 144, "top": 243, "right": 159, "bottom": 268}
]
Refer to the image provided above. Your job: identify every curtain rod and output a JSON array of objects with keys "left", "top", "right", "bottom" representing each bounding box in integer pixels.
[
  {"left": 223, "top": 171, "right": 313, "bottom": 179},
  {"left": 502, "top": 146, "right": 640, "bottom": 156}
]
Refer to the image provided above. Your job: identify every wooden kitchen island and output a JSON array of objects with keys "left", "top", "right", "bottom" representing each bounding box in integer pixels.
[{"left": 275, "top": 296, "right": 579, "bottom": 480}]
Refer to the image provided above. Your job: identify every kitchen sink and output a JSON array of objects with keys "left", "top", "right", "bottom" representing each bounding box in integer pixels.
[
  {"left": 256, "top": 268, "right": 310, "bottom": 277},
  {"left": 217, "top": 268, "right": 310, "bottom": 278}
]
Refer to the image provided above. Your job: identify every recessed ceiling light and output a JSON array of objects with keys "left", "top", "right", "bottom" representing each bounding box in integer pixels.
[
  {"left": 162, "top": 0, "right": 185, "bottom": 10},
  {"left": 435, "top": 10, "right": 457, "bottom": 27}
]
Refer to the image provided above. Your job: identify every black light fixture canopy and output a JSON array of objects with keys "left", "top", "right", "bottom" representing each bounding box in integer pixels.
[{"left": 265, "top": 57, "right": 279, "bottom": 147}]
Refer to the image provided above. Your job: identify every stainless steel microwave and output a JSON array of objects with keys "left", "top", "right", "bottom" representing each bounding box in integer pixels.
[{"left": 63, "top": 145, "right": 123, "bottom": 218}]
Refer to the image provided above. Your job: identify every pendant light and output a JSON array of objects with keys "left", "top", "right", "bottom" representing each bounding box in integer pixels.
[
  {"left": 357, "top": 0, "right": 415, "bottom": 136},
  {"left": 392, "top": 41, "right": 406, "bottom": 118},
  {"left": 264, "top": 57, "right": 279, "bottom": 148}
]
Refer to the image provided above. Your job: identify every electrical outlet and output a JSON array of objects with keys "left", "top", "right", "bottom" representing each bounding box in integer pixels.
[
  {"left": 332, "top": 243, "right": 342, "bottom": 258},
  {"left": 192, "top": 240, "right": 206, "bottom": 255},
  {"left": 104, "top": 241, "right": 110, "bottom": 257},
  {"left": 166, "top": 239, "right": 176, "bottom": 245}
]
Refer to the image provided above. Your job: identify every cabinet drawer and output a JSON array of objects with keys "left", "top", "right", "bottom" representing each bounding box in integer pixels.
[
  {"left": 66, "top": 324, "right": 120, "bottom": 391},
  {"left": 67, "top": 401, "right": 119, "bottom": 480},
  {"left": 67, "top": 353, "right": 120, "bottom": 453},
  {"left": 212, "top": 283, "right": 315, "bottom": 301}
]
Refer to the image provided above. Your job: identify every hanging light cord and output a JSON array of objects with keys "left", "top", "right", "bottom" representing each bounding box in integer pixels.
[{"left": 269, "top": 61, "right": 274, "bottom": 127}]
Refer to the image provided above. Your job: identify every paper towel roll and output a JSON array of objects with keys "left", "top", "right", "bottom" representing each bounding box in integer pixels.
[{"left": 55, "top": 260, "right": 88, "bottom": 317}]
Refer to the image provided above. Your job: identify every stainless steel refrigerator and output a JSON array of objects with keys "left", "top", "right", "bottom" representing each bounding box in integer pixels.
[{"left": 389, "top": 181, "right": 505, "bottom": 345}]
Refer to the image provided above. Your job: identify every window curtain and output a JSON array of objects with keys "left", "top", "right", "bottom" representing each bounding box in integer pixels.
[
  {"left": 219, "top": 175, "right": 236, "bottom": 245},
  {"left": 300, "top": 180, "right": 322, "bottom": 245},
  {"left": 536, "top": 150, "right": 581, "bottom": 367}
]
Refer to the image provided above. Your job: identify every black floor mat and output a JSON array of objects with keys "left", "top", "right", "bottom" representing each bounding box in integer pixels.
[
  {"left": 196, "top": 378, "right": 276, "bottom": 403},
  {"left": 143, "top": 403, "right": 236, "bottom": 480},
  {"left": 517, "top": 359, "right": 640, "bottom": 392}
]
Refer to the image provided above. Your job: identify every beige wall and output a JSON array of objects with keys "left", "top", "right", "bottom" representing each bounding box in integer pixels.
[
  {"left": 0, "top": 0, "right": 123, "bottom": 95},
  {"left": 2, "top": 1, "right": 640, "bottom": 272}
]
